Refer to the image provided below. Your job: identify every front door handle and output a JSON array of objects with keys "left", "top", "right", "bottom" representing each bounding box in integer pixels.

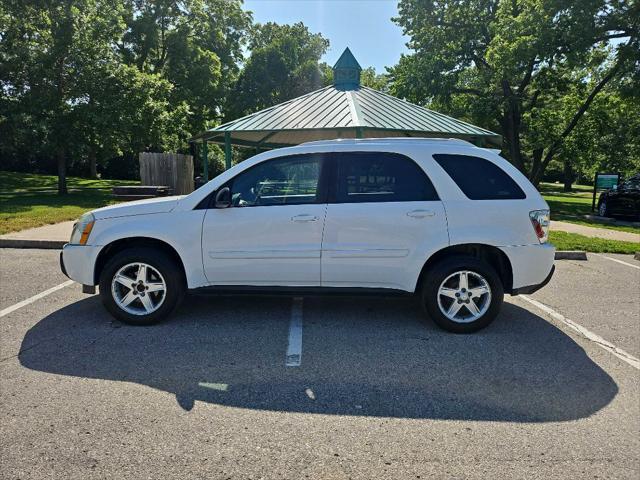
[
  {"left": 407, "top": 209, "right": 436, "bottom": 218},
  {"left": 291, "top": 214, "right": 318, "bottom": 222}
]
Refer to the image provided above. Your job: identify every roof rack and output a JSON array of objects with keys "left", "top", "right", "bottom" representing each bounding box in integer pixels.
[{"left": 300, "top": 137, "right": 475, "bottom": 147}]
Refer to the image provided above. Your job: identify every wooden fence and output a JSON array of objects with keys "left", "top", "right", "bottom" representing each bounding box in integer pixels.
[{"left": 139, "top": 152, "right": 194, "bottom": 195}]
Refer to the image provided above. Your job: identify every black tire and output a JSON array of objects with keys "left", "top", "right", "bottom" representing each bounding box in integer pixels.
[
  {"left": 420, "top": 255, "right": 504, "bottom": 333},
  {"left": 99, "top": 247, "right": 185, "bottom": 326},
  {"left": 598, "top": 200, "right": 609, "bottom": 217}
]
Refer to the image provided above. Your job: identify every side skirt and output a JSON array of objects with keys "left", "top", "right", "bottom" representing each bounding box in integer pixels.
[{"left": 189, "top": 285, "right": 413, "bottom": 298}]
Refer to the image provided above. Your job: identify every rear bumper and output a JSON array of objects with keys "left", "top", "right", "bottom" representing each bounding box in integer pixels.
[
  {"left": 511, "top": 264, "right": 555, "bottom": 295},
  {"left": 60, "top": 243, "right": 101, "bottom": 285},
  {"left": 499, "top": 243, "right": 555, "bottom": 292}
]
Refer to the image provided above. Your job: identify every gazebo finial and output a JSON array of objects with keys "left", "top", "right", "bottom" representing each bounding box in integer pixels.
[{"left": 332, "top": 47, "right": 362, "bottom": 90}]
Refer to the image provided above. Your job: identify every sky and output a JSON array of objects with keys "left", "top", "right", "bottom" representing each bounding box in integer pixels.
[{"left": 243, "top": 0, "right": 410, "bottom": 72}]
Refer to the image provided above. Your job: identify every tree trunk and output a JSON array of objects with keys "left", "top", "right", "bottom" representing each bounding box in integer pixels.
[
  {"left": 89, "top": 149, "right": 97, "bottom": 178},
  {"left": 530, "top": 148, "right": 543, "bottom": 187},
  {"left": 563, "top": 159, "right": 573, "bottom": 192},
  {"left": 501, "top": 80, "right": 526, "bottom": 175},
  {"left": 57, "top": 148, "right": 68, "bottom": 195}
]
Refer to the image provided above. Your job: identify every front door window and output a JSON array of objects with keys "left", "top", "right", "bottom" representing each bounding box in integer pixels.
[{"left": 230, "top": 155, "right": 322, "bottom": 207}]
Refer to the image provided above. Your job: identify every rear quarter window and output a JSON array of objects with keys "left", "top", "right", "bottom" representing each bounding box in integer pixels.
[{"left": 433, "top": 154, "right": 526, "bottom": 200}]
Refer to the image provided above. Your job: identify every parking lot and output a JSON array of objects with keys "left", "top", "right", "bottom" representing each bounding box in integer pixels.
[{"left": 1, "top": 248, "right": 638, "bottom": 479}]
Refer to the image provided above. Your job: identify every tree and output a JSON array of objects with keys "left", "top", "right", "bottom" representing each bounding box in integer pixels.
[
  {"left": 0, "top": 0, "right": 251, "bottom": 186},
  {"left": 389, "top": 0, "right": 639, "bottom": 185},
  {"left": 553, "top": 82, "right": 640, "bottom": 187},
  {"left": 227, "top": 22, "right": 329, "bottom": 118},
  {"left": 0, "top": 0, "right": 128, "bottom": 192},
  {"left": 121, "top": 0, "right": 251, "bottom": 133},
  {"left": 321, "top": 64, "right": 389, "bottom": 91}
]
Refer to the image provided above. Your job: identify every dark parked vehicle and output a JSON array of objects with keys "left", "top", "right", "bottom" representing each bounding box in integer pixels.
[{"left": 597, "top": 174, "right": 640, "bottom": 220}]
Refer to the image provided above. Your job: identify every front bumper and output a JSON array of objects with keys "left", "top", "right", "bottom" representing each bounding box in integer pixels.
[
  {"left": 59, "top": 250, "right": 68, "bottom": 277},
  {"left": 60, "top": 243, "right": 101, "bottom": 286}
]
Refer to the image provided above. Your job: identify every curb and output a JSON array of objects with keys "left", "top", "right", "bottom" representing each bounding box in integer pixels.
[
  {"left": 584, "top": 215, "right": 640, "bottom": 228},
  {"left": 0, "top": 239, "right": 66, "bottom": 250},
  {"left": 555, "top": 251, "right": 588, "bottom": 260}
]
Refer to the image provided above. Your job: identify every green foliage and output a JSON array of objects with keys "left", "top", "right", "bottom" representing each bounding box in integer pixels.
[
  {"left": 0, "top": 0, "right": 251, "bottom": 189},
  {"left": 390, "top": 0, "right": 640, "bottom": 184},
  {"left": 226, "top": 22, "right": 329, "bottom": 118},
  {"left": 321, "top": 65, "right": 389, "bottom": 91},
  {"left": 553, "top": 87, "right": 640, "bottom": 181},
  {"left": 360, "top": 67, "right": 389, "bottom": 91}
]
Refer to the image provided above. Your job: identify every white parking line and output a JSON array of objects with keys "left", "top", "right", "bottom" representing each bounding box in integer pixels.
[
  {"left": 521, "top": 295, "right": 640, "bottom": 370},
  {"left": 285, "top": 297, "right": 304, "bottom": 367},
  {"left": 0, "top": 280, "right": 74, "bottom": 318},
  {"left": 592, "top": 253, "right": 640, "bottom": 270}
]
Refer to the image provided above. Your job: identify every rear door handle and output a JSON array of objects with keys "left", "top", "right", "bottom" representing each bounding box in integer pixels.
[
  {"left": 291, "top": 214, "right": 318, "bottom": 222},
  {"left": 407, "top": 209, "right": 436, "bottom": 218}
]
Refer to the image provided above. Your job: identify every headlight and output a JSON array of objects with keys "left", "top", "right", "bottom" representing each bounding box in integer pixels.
[{"left": 69, "top": 213, "right": 95, "bottom": 245}]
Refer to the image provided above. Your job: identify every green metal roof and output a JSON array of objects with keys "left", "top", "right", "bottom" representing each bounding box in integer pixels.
[
  {"left": 193, "top": 48, "right": 500, "bottom": 148},
  {"left": 195, "top": 84, "right": 500, "bottom": 147},
  {"left": 333, "top": 47, "right": 362, "bottom": 71}
]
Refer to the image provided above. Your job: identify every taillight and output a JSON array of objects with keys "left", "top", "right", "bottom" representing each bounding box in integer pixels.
[{"left": 529, "top": 210, "right": 550, "bottom": 243}]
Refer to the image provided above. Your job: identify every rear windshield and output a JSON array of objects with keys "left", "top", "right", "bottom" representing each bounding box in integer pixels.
[{"left": 433, "top": 154, "right": 526, "bottom": 200}]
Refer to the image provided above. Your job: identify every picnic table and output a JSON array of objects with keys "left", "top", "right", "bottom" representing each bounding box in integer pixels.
[{"left": 112, "top": 185, "right": 173, "bottom": 201}]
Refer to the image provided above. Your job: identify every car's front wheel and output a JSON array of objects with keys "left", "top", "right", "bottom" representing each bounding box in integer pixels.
[
  {"left": 99, "top": 247, "right": 185, "bottom": 326},
  {"left": 421, "top": 256, "right": 504, "bottom": 333}
]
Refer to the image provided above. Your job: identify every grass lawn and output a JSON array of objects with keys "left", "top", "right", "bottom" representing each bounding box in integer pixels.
[
  {"left": 549, "top": 231, "right": 639, "bottom": 254},
  {"left": 539, "top": 182, "right": 639, "bottom": 234},
  {"left": 0, "top": 171, "right": 138, "bottom": 234}
]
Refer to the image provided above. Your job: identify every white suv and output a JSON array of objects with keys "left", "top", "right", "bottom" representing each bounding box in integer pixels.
[{"left": 61, "top": 138, "right": 554, "bottom": 333}]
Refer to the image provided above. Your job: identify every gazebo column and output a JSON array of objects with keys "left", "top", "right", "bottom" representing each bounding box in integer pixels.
[
  {"left": 356, "top": 127, "right": 363, "bottom": 139},
  {"left": 224, "top": 132, "right": 232, "bottom": 170}
]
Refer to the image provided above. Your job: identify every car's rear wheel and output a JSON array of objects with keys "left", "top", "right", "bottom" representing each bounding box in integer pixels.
[
  {"left": 99, "top": 247, "right": 185, "bottom": 326},
  {"left": 421, "top": 256, "right": 504, "bottom": 333}
]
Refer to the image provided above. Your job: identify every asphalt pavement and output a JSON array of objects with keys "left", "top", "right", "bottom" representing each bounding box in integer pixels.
[{"left": 0, "top": 248, "right": 638, "bottom": 479}]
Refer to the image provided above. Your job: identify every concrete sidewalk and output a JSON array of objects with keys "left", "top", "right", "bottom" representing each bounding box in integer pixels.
[
  {"left": 550, "top": 220, "right": 640, "bottom": 243},
  {"left": 0, "top": 221, "right": 74, "bottom": 249}
]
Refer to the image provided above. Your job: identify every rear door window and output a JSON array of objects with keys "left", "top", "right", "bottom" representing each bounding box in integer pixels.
[
  {"left": 335, "top": 152, "right": 439, "bottom": 203},
  {"left": 433, "top": 154, "right": 526, "bottom": 200}
]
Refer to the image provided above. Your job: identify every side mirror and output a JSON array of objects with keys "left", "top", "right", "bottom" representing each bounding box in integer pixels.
[{"left": 214, "top": 187, "right": 231, "bottom": 208}]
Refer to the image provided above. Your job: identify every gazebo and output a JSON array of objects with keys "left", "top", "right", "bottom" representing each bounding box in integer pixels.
[{"left": 191, "top": 47, "right": 500, "bottom": 180}]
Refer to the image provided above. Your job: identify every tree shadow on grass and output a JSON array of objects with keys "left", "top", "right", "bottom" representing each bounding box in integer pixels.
[{"left": 19, "top": 294, "right": 617, "bottom": 422}]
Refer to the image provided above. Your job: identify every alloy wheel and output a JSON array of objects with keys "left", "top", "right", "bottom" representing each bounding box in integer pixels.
[
  {"left": 111, "top": 262, "right": 167, "bottom": 316},
  {"left": 436, "top": 270, "right": 492, "bottom": 323}
]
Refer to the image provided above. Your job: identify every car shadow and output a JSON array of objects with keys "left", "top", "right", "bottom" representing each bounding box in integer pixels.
[{"left": 19, "top": 294, "right": 617, "bottom": 422}]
